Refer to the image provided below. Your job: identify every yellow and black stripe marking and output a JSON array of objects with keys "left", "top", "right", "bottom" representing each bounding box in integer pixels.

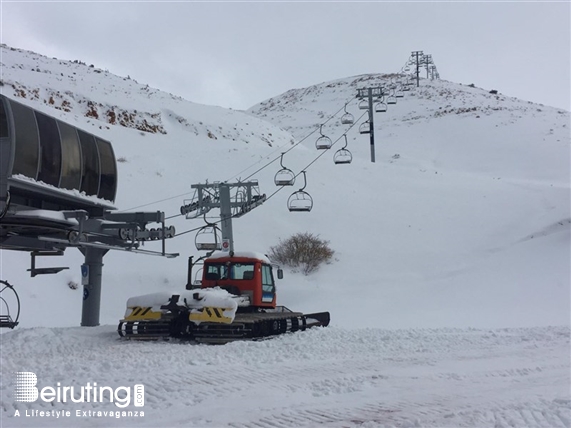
[
  {"left": 124, "top": 306, "right": 162, "bottom": 321},
  {"left": 189, "top": 307, "right": 233, "bottom": 324}
]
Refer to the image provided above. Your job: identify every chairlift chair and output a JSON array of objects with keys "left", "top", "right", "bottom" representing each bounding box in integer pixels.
[
  {"left": 340, "top": 102, "right": 354, "bottom": 125},
  {"left": 193, "top": 268, "right": 203, "bottom": 287},
  {"left": 375, "top": 102, "right": 387, "bottom": 113},
  {"left": 358, "top": 99, "right": 369, "bottom": 110},
  {"left": 340, "top": 113, "right": 354, "bottom": 125},
  {"left": 396, "top": 89, "right": 404, "bottom": 98},
  {"left": 287, "top": 171, "right": 313, "bottom": 212},
  {"left": 195, "top": 224, "right": 222, "bottom": 251},
  {"left": 315, "top": 124, "right": 332, "bottom": 150},
  {"left": 387, "top": 95, "right": 397, "bottom": 105},
  {"left": 359, "top": 121, "right": 371, "bottom": 134},
  {"left": 274, "top": 153, "right": 296, "bottom": 186},
  {"left": 334, "top": 148, "right": 352, "bottom": 164},
  {"left": 0, "top": 280, "right": 20, "bottom": 329},
  {"left": 334, "top": 135, "right": 352, "bottom": 165}
]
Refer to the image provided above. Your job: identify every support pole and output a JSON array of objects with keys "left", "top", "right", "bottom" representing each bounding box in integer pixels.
[
  {"left": 80, "top": 247, "right": 107, "bottom": 326},
  {"left": 412, "top": 50, "right": 423, "bottom": 88},
  {"left": 368, "top": 88, "right": 375, "bottom": 163},
  {"left": 186, "top": 256, "right": 194, "bottom": 290},
  {"left": 219, "top": 184, "right": 234, "bottom": 254}
]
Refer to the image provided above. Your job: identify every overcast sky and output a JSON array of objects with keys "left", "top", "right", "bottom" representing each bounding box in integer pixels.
[{"left": 1, "top": 1, "right": 570, "bottom": 111}]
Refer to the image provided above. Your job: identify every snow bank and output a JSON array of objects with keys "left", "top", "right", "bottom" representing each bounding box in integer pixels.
[
  {"left": 207, "top": 251, "right": 271, "bottom": 264},
  {"left": 124, "top": 287, "right": 240, "bottom": 318}
]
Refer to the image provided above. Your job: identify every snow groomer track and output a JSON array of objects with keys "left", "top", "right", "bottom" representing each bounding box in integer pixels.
[{"left": 2, "top": 325, "right": 569, "bottom": 428}]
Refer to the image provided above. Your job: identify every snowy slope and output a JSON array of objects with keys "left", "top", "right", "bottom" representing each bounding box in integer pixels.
[
  {"left": 1, "top": 325, "right": 570, "bottom": 428},
  {"left": 1, "top": 45, "right": 570, "bottom": 427},
  {"left": 247, "top": 73, "right": 571, "bottom": 329}
]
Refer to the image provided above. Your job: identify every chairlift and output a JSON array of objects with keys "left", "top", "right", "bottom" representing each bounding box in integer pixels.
[
  {"left": 340, "top": 103, "right": 354, "bottom": 125},
  {"left": 358, "top": 99, "right": 369, "bottom": 110},
  {"left": 315, "top": 124, "right": 332, "bottom": 150},
  {"left": 387, "top": 95, "right": 397, "bottom": 105},
  {"left": 396, "top": 88, "right": 404, "bottom": 98},
  {"left": 0, "top": 280, "right": 20, "bottom": 329},
  {"left": 334, "top": 135, "right": 353, "bottom": 165},
  {"left": 375, "top": 102, "right": 387, "bottom": 113},
  {"left": 287, "top": 171, "right": 313, "bottom": 212},
  {"left": 193, "top": 268, "right": 203, "bottom": 287},
  {"left": 195, "top": 223, "right": 222, "bottom": 251},
  {"left": 274, "top": 153, "right": 295, "bottom": 186},
  {"left": 359, "top": 121, "right": 371, "bottom": 134},
  {"left": 340, "top": 113, "right": 354, "bottom": 125}
]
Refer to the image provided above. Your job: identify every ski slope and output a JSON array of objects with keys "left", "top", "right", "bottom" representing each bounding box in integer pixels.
[
  {"left": 2, "top": 325, "right": 570, "bottom": 428},
  {"left": 0, "top": 45, "right": 570, "bottom": 427}
]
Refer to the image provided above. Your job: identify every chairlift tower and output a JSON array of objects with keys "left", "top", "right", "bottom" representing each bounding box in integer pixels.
[
  {"left": 430, "top": 65, "right": 440, "bottom": 80},
  {"left": 180, "top": 181, "right": 266, "bottom": 254},
  {"left": 411, "top": 50, "right": 424, "bottom": 87},
  {"left": 423, "top": 54, "right": 434, "bottom": 79},
  {"left": 357, "top": 86, "right": 387, "bottom": 163}
]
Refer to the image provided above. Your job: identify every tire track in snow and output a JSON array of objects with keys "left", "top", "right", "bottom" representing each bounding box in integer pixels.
[
  {"left": 228, "top": 398, "right": 570, "bottom": 428},
  {"left": 1, "top": 326, "right": 569, "bottom": 427}
]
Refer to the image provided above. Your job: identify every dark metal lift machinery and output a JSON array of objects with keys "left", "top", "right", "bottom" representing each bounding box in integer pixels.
[{"left": 0, "top": 95, "right": 178, "bottom": 327}]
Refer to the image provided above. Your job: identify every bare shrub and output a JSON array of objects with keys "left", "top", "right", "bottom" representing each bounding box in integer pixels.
[{"left": 269, "top": 232, "right": 334, "bottom": 275}]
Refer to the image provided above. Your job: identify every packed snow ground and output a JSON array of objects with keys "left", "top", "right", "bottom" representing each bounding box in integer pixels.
[
  {"left": 1, "top": 45, "right": 570, "bottom": 427},
  {"left": 1, "top": 326, "right": 570, "bottom": 428}
]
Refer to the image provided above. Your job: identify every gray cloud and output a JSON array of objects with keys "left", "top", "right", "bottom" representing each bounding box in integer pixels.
[{"left": 2, "top": 1, "right": 569, "bottom": 110}]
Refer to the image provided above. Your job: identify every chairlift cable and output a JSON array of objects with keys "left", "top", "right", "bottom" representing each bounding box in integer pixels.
[
  {"left": 297, "top": 111, "right": 368, "bottom": 173},
  {"left": 117, "top": 191, "right": 195, "bottom": 213},
  {"left": 106, "top": 89, "right": 387, "bottom": 238},
  {"left": 115, "top": 96, "right": 356, "bottom": 218},
  {"left": 172, "top": 109, "right": 361, "bottom": 236},
  {"left": 172, "top": 224, "right": 208, "bottom": 238},
  {"left": 121, "top": 73, "right": 407, "bottom": 221},
  {"left": 263, "top": 110, "right": 368, "bottom": 204},
  {"left": 238, "top": 97, "right": 355, "bottom": 181},
  {"left": 226, "top": 95, "right": 357, "bottom": 183}
]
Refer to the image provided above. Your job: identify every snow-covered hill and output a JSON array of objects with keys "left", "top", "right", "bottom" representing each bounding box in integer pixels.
[
  {"left": 0, "top": 44, "right": 295, "bottom": 148},
  {"left": 1, "top": 45, "right": 569, "bottom": 427},
  {"left": 2, "top": 324, "right": 570, "bottom": 428}
]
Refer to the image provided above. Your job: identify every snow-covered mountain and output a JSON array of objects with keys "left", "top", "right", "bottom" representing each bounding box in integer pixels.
[{"left": 1, "top": 45, "right": 569, "bottom": 428}]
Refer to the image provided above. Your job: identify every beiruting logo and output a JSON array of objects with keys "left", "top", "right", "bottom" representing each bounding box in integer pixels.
[{"left": 15, "top": 372, "right": 144, "bottom": 409}]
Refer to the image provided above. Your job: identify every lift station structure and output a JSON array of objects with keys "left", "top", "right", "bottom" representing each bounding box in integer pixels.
[{"left": 0, "top": 95, "right": 177, "bottom": 327}]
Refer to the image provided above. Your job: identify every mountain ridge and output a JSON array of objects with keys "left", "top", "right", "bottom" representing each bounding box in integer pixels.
[{"left": 0, "top": 42, "right": 568, "bottom": 332}]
